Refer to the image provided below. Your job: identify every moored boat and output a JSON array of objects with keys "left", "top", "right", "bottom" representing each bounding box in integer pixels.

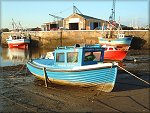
[
  {"left": 6, "top": 34, "right": 30, "bottom": 49},
  {"left": 27, "top": 44, "right": 118, "bottom": 92},
  {"left": 98, "top": 33, "right": 133, "bottom": 48},
  {"left": 102, "top": 45, "right": 128, "bottom": 61},
  {"left": 98, "top": 0, "right": 133, "bottom": 50}
]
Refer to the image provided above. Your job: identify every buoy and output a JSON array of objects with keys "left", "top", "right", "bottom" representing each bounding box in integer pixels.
[{"left": 133, "top": 57, "right": 137, "bottom": 62}]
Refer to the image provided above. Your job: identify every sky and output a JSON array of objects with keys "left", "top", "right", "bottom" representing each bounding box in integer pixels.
[{"left": 0, "top": 0, "right": 149, "bottom": 29}]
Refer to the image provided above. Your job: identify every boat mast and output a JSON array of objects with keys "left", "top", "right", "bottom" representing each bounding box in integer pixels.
[
  {"left": 109, "top": 0, "right": 116, "bottom": 23},
  {"left": 12, "top": 19, "right": 18, "bottom": 32},
  {"left": 117, "top": 16, "right": 122, "bottom": 34},
  {"left": 108, "top": 0, "right": 116, "bottom": 38},
  {"left": 18, "top": 22, "right": 23, "bottom": 32}
]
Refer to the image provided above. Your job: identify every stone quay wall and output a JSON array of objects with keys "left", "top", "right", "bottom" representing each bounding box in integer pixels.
[{"left": 1, "top": 30, "right": 149, "bottom": 49}]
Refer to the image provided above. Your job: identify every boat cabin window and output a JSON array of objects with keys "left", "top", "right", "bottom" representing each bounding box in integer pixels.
[
  {"left": 84, "top": 52, "right": 101, "bottom": 62},
  {"left": 67, "top": 52, "right": 78, "bottom": 63},
  {"left": 118, "top": 34, "right": 124, "bottom": 38},
  {"left": 109, "top": 48, "right": 113, "bottom": 50},
  {"left": 115, "top": 47, "right": 118, "bottom": 50},
  {"left": 12, "top": 36, "right": 17, "bottom": 39},
  {"left": 56, "top": 53, "right": 65, "bottom": 62}
]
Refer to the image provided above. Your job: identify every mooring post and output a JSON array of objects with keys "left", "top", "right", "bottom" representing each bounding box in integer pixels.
[
  {"left": 60, "top": 29, "right": 62, "bottom": 46},
  {"left": 43, "top": 67, "right": 48, "bottom": 87}
]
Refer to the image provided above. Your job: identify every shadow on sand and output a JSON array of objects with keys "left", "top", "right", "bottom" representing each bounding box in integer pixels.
[{"left": 112, "top": 71, "right": 149, "bottom": 92}]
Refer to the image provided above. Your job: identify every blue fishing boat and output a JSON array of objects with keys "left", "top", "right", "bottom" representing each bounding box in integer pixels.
[
  {"left": 98, "top": 0, "right": 133, "bottom": 50},
  {"left": 26, "top": 44, "right": 118, "bottom": 92}
]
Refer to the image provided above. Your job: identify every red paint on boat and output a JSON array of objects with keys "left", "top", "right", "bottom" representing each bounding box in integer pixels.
[
  {"left": 103, "top": 45, "right": 128, "bottom": 61},
  {"left": 8, "top": 43, "right": 29, "bottom": 49},
  {"left": 6, "top": 35, "right": 30, "bottom": 49}
]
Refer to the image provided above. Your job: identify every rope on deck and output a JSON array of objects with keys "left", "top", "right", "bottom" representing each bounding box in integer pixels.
[{"left": 118, "top": 65, "right": 150, "bottom": 85}]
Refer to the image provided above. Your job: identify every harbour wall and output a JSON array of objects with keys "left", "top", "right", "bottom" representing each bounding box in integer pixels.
[{"left": 1, "top": 30, "right": 149, "bottom": 49}]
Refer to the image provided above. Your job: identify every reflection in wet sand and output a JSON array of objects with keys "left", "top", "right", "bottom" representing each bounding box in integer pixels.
[
  {"left": 0, "top": 46, "right": 53, "bottom": 66},
  {"left": 7, "top": 48, "right": 29, "bottom": 62}
]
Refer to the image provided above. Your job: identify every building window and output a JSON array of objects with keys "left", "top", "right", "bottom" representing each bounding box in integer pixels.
[{"left": 90, "top": 22, "right": 101, "bottom": 30}]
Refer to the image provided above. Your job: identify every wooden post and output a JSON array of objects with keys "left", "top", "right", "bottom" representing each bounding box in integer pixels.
[
  {"left": 60, "top": 29, "right": 62, "bottom": 46},
  {"left": 43, "top": 67, "right": 48, "bottom": 87}
]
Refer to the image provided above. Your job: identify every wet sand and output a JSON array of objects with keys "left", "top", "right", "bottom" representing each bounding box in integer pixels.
[{"left": 0, "top": 50, "right": 150, "bottom": 112}]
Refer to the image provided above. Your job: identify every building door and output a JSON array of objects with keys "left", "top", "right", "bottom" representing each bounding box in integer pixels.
[
  {"left": 69, "top": 23, "right": 79, "bottom": 30},
  {"left": 93, "top": 22, "right": 99, "bottom": 29},
  {"left": 90, "top": 22, "right": 101, "bottom": 30},
  {"left": 50, "top": 24, "right": 58, "bottom": 30},
  {"left": 90, "top": 22, "right": 94, "bottom": 30}
]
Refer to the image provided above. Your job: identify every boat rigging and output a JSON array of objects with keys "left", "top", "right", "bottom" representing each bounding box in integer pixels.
[{"left": 109, "top": 0, "right": 116, "bottom": 23}]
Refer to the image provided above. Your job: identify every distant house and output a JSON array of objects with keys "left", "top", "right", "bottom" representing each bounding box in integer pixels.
[
  {"left": 41, "top": 20, "right": 63, "bottom": 31},
  {"left": 26, "top": 27, "right": 41, "bottom": 31},
  {"left": 42, "top": 13, "right": 109, "bottom": 31}
]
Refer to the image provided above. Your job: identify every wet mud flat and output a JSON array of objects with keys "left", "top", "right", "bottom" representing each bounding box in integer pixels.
[{"left": 0, "top": 50, "right": 150, "bottom": 112}]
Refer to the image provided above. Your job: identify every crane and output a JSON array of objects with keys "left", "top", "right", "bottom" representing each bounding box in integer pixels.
[
  {"left": 12, "top": 19, "right": 18, "bottom": 31},
  {"left": 49, "top": 14, "right": 64, "bottom": 21},
  {"left": 73, "top": 5, "right": 82, "bottom": 14}
]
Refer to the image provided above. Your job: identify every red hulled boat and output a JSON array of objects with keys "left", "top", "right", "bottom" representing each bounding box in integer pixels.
[
  {"left": 102, "top": 45, "right": 128, "bottom": 61},
  {"left": 6, "top": 34, "right": 30, "bottom": 49}
]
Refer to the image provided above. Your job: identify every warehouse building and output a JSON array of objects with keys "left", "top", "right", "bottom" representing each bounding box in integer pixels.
[
  {"left": 42, "top": 12, "right": 109, "bottom": 31},
  {"left": 63, "top": 13, "right": 108, "bottom": 30}
]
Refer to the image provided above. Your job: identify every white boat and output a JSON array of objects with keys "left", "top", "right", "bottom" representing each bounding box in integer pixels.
[{"left": 6, "top": 34, "right": 30, "bottom": 49}]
